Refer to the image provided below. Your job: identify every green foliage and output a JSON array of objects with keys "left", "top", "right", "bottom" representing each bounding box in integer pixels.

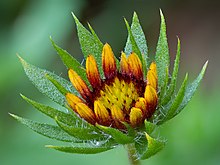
[
  {"left": 56, "top": 119, "right": 105, "bottom": 140},
  {"left": 13, "top": 11, "right": 207, "bottom": 161},
  {"left": 46, "top": 145, "right": 114, "bottom": 154},
  {"left": 50, "top": 37, "right": 88, "bottom": 84},
  {"left": 162, "top": 73, "right": 188, "bottom": 122},
  {"left": 140, "top": 133, "right": 165, "bottom": 159},
  {"left": 45, "top": 74, "right": 69, "bottom": 95},
  {"left": 155, "top": 10, "right": 170, "bottom": 99},
  {"left": 175, "top": 61, "right": 208, "bottom": 115},
  {"left": 21, "top": 94, "right": 79, "bottom": 126},
  {"left": 10, "top": 114, "right": 81, "bottom": 142},
  {"left": 162, "top": 38, "right": 181, "bottom": 105},
  {"left": 144, "top": 120, "right": 156, "bottom": 134},
  {"left": 96, "top": 124, "right": 133, "bottom": 144},
  {"left": 72, "top": 13, "right": 104, "bottom": 77},
  {"left": 124, "top": 12, "right": 148, "bottom": 76},
  {"left": 18, "top": 56, "right": 76, "bottom": 106}
]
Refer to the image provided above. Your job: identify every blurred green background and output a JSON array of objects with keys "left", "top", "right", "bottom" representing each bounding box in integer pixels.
[{"left": 1, "top": 0, "right": 220, "bottom": 164}]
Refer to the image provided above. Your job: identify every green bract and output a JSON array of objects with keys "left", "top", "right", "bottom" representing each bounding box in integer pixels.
[{"left": 11, "top": 11, "right": 207, "bottom": 160}]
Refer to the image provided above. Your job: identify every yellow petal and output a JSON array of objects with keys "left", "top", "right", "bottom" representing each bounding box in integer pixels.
[
  {"left": 127, "top": 52, "right": 143, "bottom": 80},
  {"left": 120, "top": 52, "right": 129, "bottom": 76},
  {"left": 68, "top": 69, "right": 91, "bottom": 100},
  {"left": 111, "top": 105, "right": 125, "bottom": 122},
  {"left": 94, "top": 100, "right": 110, "bottom": 125},
  {"left": 75, "top": 103, "right": 96, "bottom": 124},
  {"left": 86, "top": 55, "right": 101, "bottom": 89},
  {"left": 66, "top": 93, "right": 83, "bottom": 111},
  {"left": 147, "top": 70, "right": 157, "bottom": 90},
  {"left": 147, "top": 62, "right": 157, "bottom": 90},
  {"left": 129, "top": 107, "right": 143, "bottom": 127},
  {"left": 149, "top": 62, "right": 157, "bottom": 74},
  {"left": 135, "top": 97, "right": 147, "bottom": 111},
  {"left": 102, "top": 43, "right": 117, "bottom": 79},
  {"left": 144, "top": 85, "right": 158, "bottom": 118}
]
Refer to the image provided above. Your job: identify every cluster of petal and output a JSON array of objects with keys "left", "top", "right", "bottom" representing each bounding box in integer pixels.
[{"left": 66, "top": 43, "right": 158, "bottom": 129}]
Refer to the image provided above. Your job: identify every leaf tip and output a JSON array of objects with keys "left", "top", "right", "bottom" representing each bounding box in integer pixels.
[
  {"left": 9, "top": 113, "right": 19, "bottom": 120},
  {"left": 204, "top": 60, "right": 209, "bottom": 68},
  {"left": 71, "top": 12, "right": 79, "bottom": 23},
  {"left": 133, "top": 11, "right": 137, "bottom": 18},
  {"left": 45, "top": 145, "right": 55, "bottom": 149}
]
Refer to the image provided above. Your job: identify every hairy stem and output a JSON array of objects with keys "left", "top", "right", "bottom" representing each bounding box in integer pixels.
[{"left": 126, "top": 143, "right": 141, "bottom": 165}]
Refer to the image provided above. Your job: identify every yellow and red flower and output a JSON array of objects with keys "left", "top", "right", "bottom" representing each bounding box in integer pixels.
[{"left": 66, "top": 43, "right": 158, "bottom": 129}]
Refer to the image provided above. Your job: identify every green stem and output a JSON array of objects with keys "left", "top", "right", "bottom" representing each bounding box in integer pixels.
[{"left": 126, "top": 143, "right": 141, "bottom": 165}]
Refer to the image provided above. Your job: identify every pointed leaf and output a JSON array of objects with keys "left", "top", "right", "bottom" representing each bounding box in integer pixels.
[
  {"left": 176, "top": 61, "right": 208, "bottom": 114},
  {"left": 45, "top": 74, "right": 69, "bottom": 95},
  {"left": 21, "top": 94, "right": 80, "bottom": 126},
  {"left": 18, "top": 56, "right": 76, "bottom": 106},
  {"left": 56, "top": 119, "right": 104, "bottom": 140},
  {"left": 10, "top": 114, "right": 81, "bottom": 142},
  {"left": 96, "top": 124, "right": 133, "bottom": 144},
  {"left": 159, "top": 67, "right": 169, "bottom": 101},
  {"left": 155, "top": 10, "right": 170, "bottom": 98},
  {"left": 72, "top": 13, "right": 104, "bottom": 77},
  {"left": 50, "top": 37, "right": 88, "bottom": 84},
  {"left": 87, "top": 23, "right": 103, "bottom": 45},
  {"left": 140, "top": 133, "right": 165, "bottom": 159},
  {"left": 125, "top": 12, "right": 148, "bottom": 76},
  {"left": 124, "top": 18, "right": 142, "bottom": 60},
  {"left": 162, "top": 38, "right": 181, "bottom": 105},
  {"left": 46, "top": 145, "right": 113, "bottom": 154},
  {"left": 164, "top": 73, "right": 188, "bottom": 122}
]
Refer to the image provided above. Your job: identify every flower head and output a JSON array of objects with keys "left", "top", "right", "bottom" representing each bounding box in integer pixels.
[
  {"left": 12, "top": 11, "right": 207, "bottom": 161},
  {"left": 66, "top": 43, "right": 158, "bottom": 129}
]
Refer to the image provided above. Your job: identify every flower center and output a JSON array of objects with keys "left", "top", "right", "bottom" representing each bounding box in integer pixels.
[{"left": 95, "top": 77, "right": 140, "bottom": 115}]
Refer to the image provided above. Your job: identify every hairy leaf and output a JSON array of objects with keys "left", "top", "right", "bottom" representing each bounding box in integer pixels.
[
  {"left": 96, "top": 124, "right": 133, "bottom": 144},
  {"left": 18, "top": 56, "right": 76, "bottom": 106},
  {"left": 175, "top": 61, "right": 208, "bottom": 115},
  {"left": 10, "top": 114, "right": 81, "bottom": 142},
  {"left": 155, "top": 10, "right": 170, "bottom": 98},
  {"left": 72, "top": 13, "right": 104, "bottom": 77},
  {"left": 56, "top": 119, "right": 104, "bottom": 140},
  {"left": 124, "top": 18, "right": 142, "bottom": 60},
  {"left": 140, "top": 133, "right": 165, "bottom": 160},
  {"left": 162, "top": 38, "right": 181, "bottom": 105},
  {"left": 46, "top": 145, "right": 113, "bottom": 154},
  {"left": 21, "top": 94, "right": 79, "bottom": 126},
  {"left": 50, "top": 37, "right": 88, "bottom": 84},
  {"left": 144, "top": 120, "right": 156, "bottom": 134},
  {"left": 164, "top": 73, "right": 188, "bottom": 122},
  {"left": 125, "top": 12, "right": 148, "bottom": 76}
]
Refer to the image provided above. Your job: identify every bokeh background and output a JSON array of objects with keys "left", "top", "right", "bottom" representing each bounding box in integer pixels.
[{"left": 1, "top": 0, "right": 220, "bottom": 165}]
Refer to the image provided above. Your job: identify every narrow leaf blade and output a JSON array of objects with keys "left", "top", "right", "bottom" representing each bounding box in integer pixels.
[
  {"left": 125, "top": 12, "right": 148, "bottom": 75},
  {"left": 21, "top": 94, "right": 79, "bottom": 126},
  {"left": 72, "top": 13, "right": 104, "bottom": 77},
  {"left": 176, "top": 61, "right": 208, "bottom": 114},
  {"left": 155, "top": 10, "right": 170, "bottom": 98},
  {"left": 50, "top": 37, "right": 88, "bottom": 84},
  {"left": 140, "top": 133, "right": 165, "bottom": 160},
  {"left": 124, "top": 18, "right": 142, "bottom": 60},
  {"left": 96, "top": 124, "right": 133, "bottom": 144},
  {"left": 18, "top": 56, "right": 76, "bottom": 106},
  {"left": 46, "top": 145, "right": 113, "bottom": 154},
  {"left": 45, "top": 74, "right": 69, "bottom": 95},
  {"left": 162, "top": 38, "right": 181, "bottom": 105},
  {"left": 56, "top": 119, "right": 104, "bottom": 140},
  {"left": 163, "top": 73, "right": 188, "bottom": 122},
  {"left": 10, "top": 113, "right": 81, "bottom": 142}
]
